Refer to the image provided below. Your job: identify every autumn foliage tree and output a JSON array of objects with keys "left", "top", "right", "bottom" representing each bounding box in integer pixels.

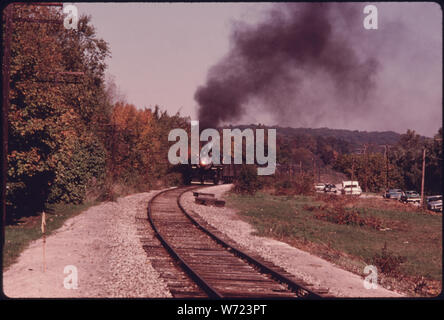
[
  {"left": 6, "top": 5, "right": 193, "bottom": 221},
  {"left": 107, "top": 103, "right": 189, "bottom": 190},
  {"left": 6, "top": 5, "right": 110, "bottom": 219}
]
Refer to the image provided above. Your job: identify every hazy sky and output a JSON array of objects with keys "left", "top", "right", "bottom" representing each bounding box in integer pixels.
[{"left": 73, "top": 2, "right": 442, "bottom": 137}]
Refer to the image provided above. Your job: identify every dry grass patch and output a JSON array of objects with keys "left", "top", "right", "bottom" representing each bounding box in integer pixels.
[{"left": 226, "top": 191, "right": 442, "bottom": 296}]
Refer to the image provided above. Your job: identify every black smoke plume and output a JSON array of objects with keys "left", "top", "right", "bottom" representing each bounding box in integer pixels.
[{"left": 195, "top": 3, "right": 379, "bottom": 129}]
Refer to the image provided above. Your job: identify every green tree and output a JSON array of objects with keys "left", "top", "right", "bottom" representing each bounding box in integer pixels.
[
  {"left": 333, "top": 152, "right": 400, "bottom": 192},
  {"left": 389, "top": 130, "right": 423, "bottom": 191},
  {"left": 424, "top": 128, "right": 442, "bottom": 194}
]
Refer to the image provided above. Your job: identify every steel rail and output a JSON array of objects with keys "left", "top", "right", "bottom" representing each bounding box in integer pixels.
[
  {"left": 177, "top": 188, "right": 322, "bottom": 299},
  {"left": 147, "top": 186, "right": 223, "bottom": 298},
  {"left": 149, "top": 186, "right": 322, "bottom": 299}
]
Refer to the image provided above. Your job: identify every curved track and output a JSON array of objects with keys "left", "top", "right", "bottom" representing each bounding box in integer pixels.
[{"left": 148, "top": 186, "right": 322, "bottom": 298}]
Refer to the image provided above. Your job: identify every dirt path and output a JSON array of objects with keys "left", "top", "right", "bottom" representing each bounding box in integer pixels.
[
  {"left": 3, "top": 192, "right": 172, "bottom": 298},
  {"left": 181, "top": 184, "right": 404, "bottom": 298}
]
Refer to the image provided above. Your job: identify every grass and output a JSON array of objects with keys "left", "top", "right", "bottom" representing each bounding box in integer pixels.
[
  {"left": 3, "top": 201, "right": 97, "bottom": 270},
  {"left": 226, "top": 192, "right": 442, "bottom": 294}
]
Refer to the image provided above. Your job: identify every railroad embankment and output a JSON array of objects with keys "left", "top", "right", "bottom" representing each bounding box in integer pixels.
[{"left": 3, "top": 192, "right": 171, "bottom": 298}]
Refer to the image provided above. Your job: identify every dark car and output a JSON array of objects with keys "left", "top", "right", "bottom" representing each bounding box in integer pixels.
[
  {"left": 324, "top": 184, "right": 338, "bottom": 193},
  {"left": 384, "top": 189, "right": 403, "bottom": 200},
  {"left": 400, "top": 191, "right": 421, "bottom": 204}
]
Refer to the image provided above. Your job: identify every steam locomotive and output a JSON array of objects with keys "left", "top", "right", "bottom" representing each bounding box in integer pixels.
[{"left": 182, "top": 154, "right": 239, "bottom": 185}]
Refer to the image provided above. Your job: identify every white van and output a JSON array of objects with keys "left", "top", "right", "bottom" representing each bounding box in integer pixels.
[{"left": 341, "top": 181, "right": 362, "bottom": 196}]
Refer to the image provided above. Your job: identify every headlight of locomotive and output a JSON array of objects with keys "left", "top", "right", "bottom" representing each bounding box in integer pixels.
[{"left": 198, "top": 155, "right": 213, "bottom": 169}]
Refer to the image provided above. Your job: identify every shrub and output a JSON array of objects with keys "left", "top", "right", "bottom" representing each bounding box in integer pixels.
[
  {"left": 372, "top": 242, "right": 407, "bottom": 277},
  {"left": 274, "top": 174, "right": 314, "bottom": 196},
  {"left": 233, "top": 165, "right": 263, "bottom": 195},
  {"left": 312, "top": 206, "right": 385, "bottom": 230},
  {"left": 96, "top": 179, "right": 118, "bottom": 202},
  {"left": 47, "top": 137, "right": 106, "bottom": 204},
  {"left": 164, "top": 172, "right": 183, "bottom": 187}
]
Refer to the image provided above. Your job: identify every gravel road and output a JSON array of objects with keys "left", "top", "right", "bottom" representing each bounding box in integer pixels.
[{"left": 3, "top": 191, "right": 172, "bottom": 298}]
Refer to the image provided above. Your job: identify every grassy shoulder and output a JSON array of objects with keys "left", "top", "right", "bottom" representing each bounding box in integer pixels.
[
  {"left": 3, "top": 201, "right": 98, "bottom": 270},
  {"left": 225, "top": 191, "right": 442, "bottom": 296}
]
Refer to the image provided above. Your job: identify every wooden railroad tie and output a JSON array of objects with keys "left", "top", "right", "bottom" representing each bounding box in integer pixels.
[
  {"left": 195, "top": 196, "right": 225, "bottom": 207},
  {"left": 193, "top": 192, "right": 215, "bottom": 198}
]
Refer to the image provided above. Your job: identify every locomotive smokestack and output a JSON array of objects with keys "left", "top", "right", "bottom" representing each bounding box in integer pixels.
[{"left": 195, "top": 3, "right": 379, "bottom": 129}]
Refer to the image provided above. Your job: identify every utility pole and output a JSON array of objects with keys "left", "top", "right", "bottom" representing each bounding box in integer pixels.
[
  {"left": 363, "top": 144, "right": 368, "bottom": 192},
  {"left": 421, "top": 148, "right": 426, "bottom": 207},
  {"left": 351, "top": 156, "right": 355, "bottom": 194},
  {"left": 1, "top": 4, "right": 13, "bottom": 237},
  {"left": 312, "top": 157, "right": 316, "bottom": 181},
  {"left": 384, "top": 144, "right": 389, "bottom": 190}
]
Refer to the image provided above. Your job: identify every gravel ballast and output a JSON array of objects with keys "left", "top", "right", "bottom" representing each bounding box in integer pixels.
[
  {"left": 4, "top": 185, "right": 404, "bottom": 298},
  {"left": 181, "top": 184, "right": 403, "bottom": 298},
  {"left": 3, "top": 192, "right": 172, "bottom": 298}
]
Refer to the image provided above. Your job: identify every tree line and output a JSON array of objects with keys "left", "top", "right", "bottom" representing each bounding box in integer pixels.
[
  {"left": 333, "top": 129, "right": 442, "bottom": 194},
  {"left": 268, "top": 125, "right": 442, "bottom": 195},
  {"left": 6, "top": 6, "right": 188, "bottom": 221}
]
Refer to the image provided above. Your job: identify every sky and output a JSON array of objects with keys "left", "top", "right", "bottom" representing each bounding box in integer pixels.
[{"left": 73, "top": 2, "right": 442, "bottom": 137}]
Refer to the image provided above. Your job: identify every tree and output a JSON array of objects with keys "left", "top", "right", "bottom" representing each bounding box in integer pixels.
[
  {"left": 106, "top": 102, "right": 189, "bottom": 189},
  {"left": 333, "top": 128, "right": 442, "bottom": 194},
  {"left": 6, "top": 6, "right": 110, "bottom": 219},
  {"left": 389, "top": 130, "right": 423, "bottom": 190},
  {"left": 424, "top": 128, "right": 442, "bottom": 194},
  {"left": 333, "top": 152, "right": 399, "bottom": 192},
  {"left": 388, "top": 129, "right": 442, "bottom": 194}
]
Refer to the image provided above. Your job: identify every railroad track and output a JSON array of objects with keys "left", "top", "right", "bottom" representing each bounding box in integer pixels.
[{"left": 146, "top": 186, "right": 325, "bottom": 299}]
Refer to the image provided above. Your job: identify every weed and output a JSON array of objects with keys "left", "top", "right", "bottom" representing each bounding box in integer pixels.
[
  {"left": 273, "top": 174, "right": 314, "bottom": 196},
  {"left": 226, "top": 191, "right": 442, "bottom": 288},
  {"left": 313, "top": 207, "right": 384, "bottom": 230},
  {"left": 372, "top": 242, "right": 407, "bottom": 277},
  {"left": 4, "top": 201, "right": 96, "bottom": 269}
]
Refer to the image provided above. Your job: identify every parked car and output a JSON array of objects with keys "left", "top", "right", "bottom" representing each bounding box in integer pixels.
[
  {"left": 314, "top": 183, "right": 326, "bottom": 192},
  {"left": 341, "top": 181, "right": 362, "bottom": 196},
  {"left": 427, "top": 195, "right": 442, "bottom": 212},
  {"left": 324, "top": 184, "right": 338, "bottom": 193},
  {"left": 383, "top": 189, "right": 403, "bottom": 200},
  {"left": 400, "top": 191, "right": 421, "bottom": 203}
]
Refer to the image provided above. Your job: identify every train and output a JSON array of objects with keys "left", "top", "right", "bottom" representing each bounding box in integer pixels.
[{"left": 181, "top": 155, "right": 240, "bottom": 185}]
